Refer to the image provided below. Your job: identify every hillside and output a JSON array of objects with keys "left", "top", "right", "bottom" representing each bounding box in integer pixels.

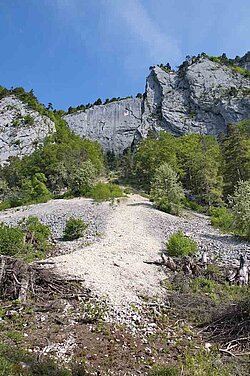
[
  {"left": 0, "top": 52, "right": 250, "bottom": 375},
  {"left": 0, "top": 194, "right": 249, "bottom": 374}
]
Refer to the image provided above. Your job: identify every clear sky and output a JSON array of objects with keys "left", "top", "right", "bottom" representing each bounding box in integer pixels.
[{"left": 0, "top": 0, "right": 249, "bottom": 110}]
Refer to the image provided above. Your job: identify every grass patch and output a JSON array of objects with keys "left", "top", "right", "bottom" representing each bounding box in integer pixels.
[{"left": 90, "top": 182, "right": 124, "bottom": 201}]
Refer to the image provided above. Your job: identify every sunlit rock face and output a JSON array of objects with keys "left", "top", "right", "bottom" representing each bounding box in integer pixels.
[
  {"left": 0, "top": 96, "right": 55, "bottom": 165},
  {"left": 64, "top": 56, "right": 250, "bottom": 153},
  {"left": 140, "top": 58, "right": 250, "bottom": 137},
  {"left": 64, "top": 98, "right": 142, "bottom": 154}
]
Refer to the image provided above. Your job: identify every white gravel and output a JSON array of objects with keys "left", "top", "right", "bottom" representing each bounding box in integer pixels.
[{"left": 1, "top": 194, "right": 249, "bottom": 321}]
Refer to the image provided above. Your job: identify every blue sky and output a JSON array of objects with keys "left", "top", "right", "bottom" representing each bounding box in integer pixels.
[{"left": 0, "top": 0, "right": 249, "bottom": 110}]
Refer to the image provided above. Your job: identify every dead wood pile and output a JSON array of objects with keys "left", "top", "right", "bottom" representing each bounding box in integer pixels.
[{"left": 0, "top": 255, "right": 86, "bottom": 303}]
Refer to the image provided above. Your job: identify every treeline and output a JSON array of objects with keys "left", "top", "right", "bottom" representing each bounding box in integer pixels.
[
  {"left": 66, "top": 95, "right": 143, "bottom": 115},
  {"left": 117, "top": 120, "right": 250, "bottom": 238}
]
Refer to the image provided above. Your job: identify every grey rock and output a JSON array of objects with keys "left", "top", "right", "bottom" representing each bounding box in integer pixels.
[
  {"left": 64, "top": 98, "right": 142, "bottom": 154},
  {"left": 237, "top": 51, "right": 250, "bottom": 72},
  {"left": 141, "top": 57, "right": 250, "bottom": 137},
  {"left": 64, "top": 56, "right": 250, "bottom": 153},
  {"left": 0, "top": 96, "right": 55, "bottom": 165}
]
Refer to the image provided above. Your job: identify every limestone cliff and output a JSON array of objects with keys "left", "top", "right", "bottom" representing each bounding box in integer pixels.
[
  {"left": 64, "top": 98, "right": 142, "bottom": 154},
  {"left": 141, "top": 57, "right": 250, "bottom": 137},
  {"left": 0, "top": 96, "right": 55, "bottom": 165},
  {"left": 64, "top": 56, "right": 250, "bottom": 153}
]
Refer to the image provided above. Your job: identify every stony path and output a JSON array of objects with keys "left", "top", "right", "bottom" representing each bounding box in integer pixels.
[{"left": 51, "top": 195, "right": 166, "bottom": 311}]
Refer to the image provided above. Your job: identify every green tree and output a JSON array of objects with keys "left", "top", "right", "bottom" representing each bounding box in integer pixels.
[
  {"left": 222, "top": 120, "right": 250, "bottom": 196},
  {"left": 231, "top": 180, "right": 250, "bottom": 239},
  {"left": 135, "top": 131, "right": 177, "bottom": 189},
  {"left": 69, "top": 160, "right": 97, "bottom": 196},
  {"left": 150, "top": 162, "right": 184, "bottom": 215},
  {"left": 177, "top": 134, "right": 223, "bottom": 206}
]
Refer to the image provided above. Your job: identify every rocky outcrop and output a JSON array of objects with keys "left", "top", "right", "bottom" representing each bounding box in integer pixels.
[
  {"left": 0, "top": 96, "right": 55, "bottom": 165},
  {"left": 64, "top": 98, "right": 142, "bottom": 154},
  {"left": 237, "top": 51, "right": 250, "bottom": 72},
  {"left": 64, "top": 56, "right": 250, "bottom": 153},
  {"left": 140, "top": 57, "right": 250, "bottom": 137}
]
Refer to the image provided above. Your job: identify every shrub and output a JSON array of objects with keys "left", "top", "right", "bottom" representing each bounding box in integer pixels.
[
  {"left": 0, "top": 224, "right": 25, "bottom": 256},
  {"left": 150, "top": 163, "right": 184, "bottom": 215},
  {"left": 63, "top": 218, "right": 88, "bottom": 241},
  {"left": 23, "top": 114, "right": 34, "bottom": 125},
  {"left": 90, "top": 182, "right": 123, "bottom": 201},
  {"left": 166, "top": 231, "right": 197, "bottom": 257},
  {"left": 210, "top": 207, "right": 234, "bottom": 233},
  {"left": 18, "top": 216, "right": 51, "bottom": 252},
  {"left": 69, "top": 160, "right": 97, "bottom": 196},
  {"left": 231, "top": 180, "right": 250, "bottom": 239}
]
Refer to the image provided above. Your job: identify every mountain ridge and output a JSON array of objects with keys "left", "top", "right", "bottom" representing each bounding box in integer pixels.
[{"left": 64, "top": 53, "right": 250, "bottom": 153}]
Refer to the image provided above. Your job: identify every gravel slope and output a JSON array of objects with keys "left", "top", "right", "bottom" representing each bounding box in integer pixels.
[
  {"left": 49, "top": 195, "right": 249, "bottom": 313},
  {"left": 0, "top": 194, "right": 249, "bottom": 317}
]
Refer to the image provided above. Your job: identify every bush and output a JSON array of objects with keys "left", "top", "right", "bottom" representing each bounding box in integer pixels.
[
  {"left": 150, "top": 163, "right": 184, "bottom": 215},
  {"left": 69, "top": 161, "right": 97, "bottom": 196},
  {"left": 90, "top": 183, "right": 123, "bottom": 201},
  {"left": 0, "top": 217, "right": 51, "bottom": 260},
  {"left": 18, "top": 216, "right": 51, "bottom": 252},
  {"left": 210, "top": 207, "right": 234, "bottom": 233},
  {"left": 0, "top": 224, "right": 25, "bottom": 256},
  {"left": 166, "top": 231, "right": 197, "bottom": 257},
  {"left": 63, "top": 218, "right": 88, "bottom": 241},
  {"left": 231, "top": 180, "right": 250, "bottom": 239}
]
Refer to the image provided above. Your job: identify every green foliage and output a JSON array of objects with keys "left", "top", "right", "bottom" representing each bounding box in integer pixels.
[
  {"left": 231, "top": 180, "right": 250, "bottom": 239},
  {"left": 63, "top": 218, "right": 88, "bottom": 241},
  {"left": 150, "top": 365, "right": 179, "bottom": 376},
  {"left": 134, "top": 133, "right": 223, "bottom": 207},
  {"left": 23, "top": 114, "right": 34, "bottom": 126},
  {"left": 90, "top": 182, "right": 123, "bottom": 201},
  {"left": 150, "top": 163, "right": 184, "bottom": 215},
  {"left": 207, "top": 54, "right": 250, "bottom": 78},
  {"left": 0, "top": 216, "right": 51, "bottom": 260},
  {"left": 69, "top": 160, "right": 97, "bottom": 196},
  {"left": 166, "top": 231, "right": 197, "bottom": 257},
  {"left": 0, "top": 112, "right": 104, "bottom": 208},
  {"left": 0, "top": 343, "right": 73, "bottom": 376},
  {"left": 177, "top": 134, "right": 223, "bottom": 206},
  {"left": 135, "top": 132, "right": 177, "bottom": 189},
  {"left": 18, "top": 216, "right": 51, "bottom": 252},
  {"left": 0, "top": 224, "right": 25, "bottom": 256},
  {"left": 210, "top": 207, "right": 234, "bottom": 233},
  {"left": 222, "top": 120, "right": 250, "bottom": 196}
]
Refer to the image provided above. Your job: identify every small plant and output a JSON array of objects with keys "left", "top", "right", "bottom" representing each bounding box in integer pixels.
[
  {"left": 166, "top": 231, "right": 197, "bottom": 257},
  {"left": 23, "top": 114, "right": 34, "bottom": 125},
  {"left": 210, "top": 207, "right": 233, "bottom": 233},
  {"left": 18, "top": 216, "right": 51, "bottom": 252},
  {"left": 149, "top": 365, "right": 179, "bottom": 376},
  {"left": 63, "top": 217, "right": 87, "bottom": 241},
  {"left": 0, "top": 223, "right": 25, "bottom": 256},
  {"left": 90, "top": 182, "right": 123, "bottom": 201}
]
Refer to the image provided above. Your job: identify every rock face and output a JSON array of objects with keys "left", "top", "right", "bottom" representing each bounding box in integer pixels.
[
  {"left": 237, "top": 51, "right": 250, "bottom": 72},
  {"left": 64, "top": 98, "right": 142, "bottom": 154},
  {"left": 140, "top": 58, "right": 250, "bottom": 137},
  {"left": 0, "top": 96, "right": 55, "bottom": 165},
  {"left": 64, "top": 56, "right": 250, "bottom": 153}
]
